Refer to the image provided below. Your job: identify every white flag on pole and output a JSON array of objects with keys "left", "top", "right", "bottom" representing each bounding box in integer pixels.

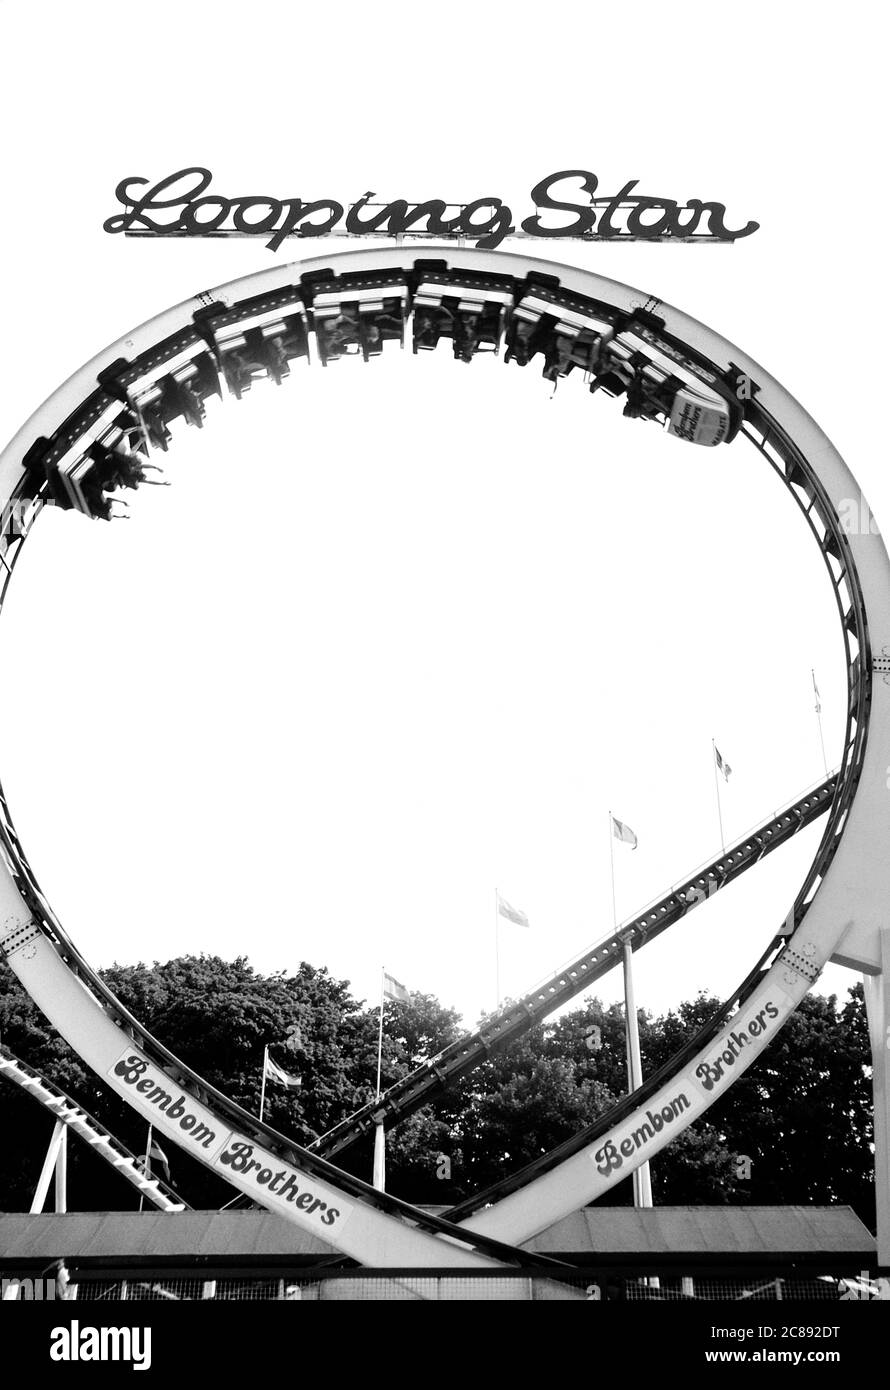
[
  {"left": 263, "top": 1052, "right": 302, "bottom": 1089},
  {"left": 714, "top": 746, "right": 733, "bottom": 782},
  {"left": 611, "top": 817, "right": 638, "bottom": 850},
  {"left": 148, "top": 1135, "right": 171, "bottom": 1184},
  {"left": 812, "top": 671, "right": 822, "bottom": 714},
  {"left": 383, "top": 972, "right": 409, "bottom": 1002},
  {"left": 496, "top": 893, "right": 530, "bottom": 928}
]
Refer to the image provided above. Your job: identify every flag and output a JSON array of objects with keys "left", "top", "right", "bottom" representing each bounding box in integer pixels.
[
  {"left": 383, "top": 972, "right": 409, "bottom": 1002},
  {"left": 148, "top": 1136, "right": 171, "bottom": 1184},
  {"left": 812, "top": 671, "right": 821, "bottom": 714},
  {"left": 264, "top": 1050, "right": 302, "bottom": 1089},
  {"left": 715, "top": 746, "right": 732, "bottom": 782},
  {"left": 611, "top": 817, "right": 638, "bottom": 850},
  {"left": 496, "top": 893, "right": 530, "bottom": 928}
]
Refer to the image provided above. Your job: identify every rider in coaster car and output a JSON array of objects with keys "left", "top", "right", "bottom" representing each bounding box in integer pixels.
[
  {"left": 223, "top": 349, "right": 266, "bottom": 399},
  {"left": 75, "top": 448, "right": 169, "bottom": 520},
  {"left": 140, "top": 402, "right": 172, "bottom": 452},
  {"left": 264, "top": 335, "right": 290, "bottom": 383},
  {"left": 79, "top": 470, "right": 114, "bottom": 521},
  {"left": 174, "top": 376, "right": 206, "bottom": 427},
  {"left": 414, "top": 304, "right": 453, "bottom": 351},
  {"left": 453, "top": 311, "right": 480, "bottom": 363},
  {"left": 414, "top": 311, "right": 438, "bottom": 349},
  {"left": 319, "top": 311, "right": 360, "bottom": 358},
  {"left": 505, "top": 318, "right": 535, "bottom": 366},
  {"left": 96, "top": 447, "right": 169, "bottom": 493},
  {"left": 542, "top": 333, "right": 576, "bottom": 382}
]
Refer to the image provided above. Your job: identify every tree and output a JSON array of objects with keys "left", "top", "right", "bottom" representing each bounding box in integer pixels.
[
  {"left": 0, "top": 955, "right": 387, "bottom": 1208},
  {"left": 434, "top": 998, "right": 735, "bottom": 1206},
  {"left": 0, "top": 957, "right": 876, "bottom": 1227},
  {"left": 708, "top": 986, "right": 873, "bottom": 1221}
]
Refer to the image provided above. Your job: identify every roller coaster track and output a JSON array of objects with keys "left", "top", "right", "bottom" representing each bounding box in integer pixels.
[
  {"left": 0, "top": 1046, "right": 187, "bottom": 1212},
  {"left": 0, "top": 249, "right": 887, "bottom": 1265},
  {"left": 312, "top": 774, "right": 838, "bottom": 1159}
]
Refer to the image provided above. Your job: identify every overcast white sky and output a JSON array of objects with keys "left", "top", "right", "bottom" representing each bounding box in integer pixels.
[{"left": 0, "top": 0, "right": 885, "bottom": 1031}]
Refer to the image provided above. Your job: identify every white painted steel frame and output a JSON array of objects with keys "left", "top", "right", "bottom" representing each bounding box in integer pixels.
[{"left": 0, "top": 250, "right": 887, "bottom": 1263}]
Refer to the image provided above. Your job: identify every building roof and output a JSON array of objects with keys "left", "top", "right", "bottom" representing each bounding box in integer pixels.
[
  {"left": 0, "top": 1210, "right": 336, "bottom": 1264},
  {"left": 0, "top": 1205, "right": 875, "bottom": 1273},
  {"left": 528, "top": 1205, "right": 875, "bottom": 1261}
]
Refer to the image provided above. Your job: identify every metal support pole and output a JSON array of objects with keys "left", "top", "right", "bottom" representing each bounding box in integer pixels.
[
  {"left": 54, "top": 1122, "right": 67, "bottom": 1213},
  {"left": 494, "top": 891, "right": 501, "bottom": 1008},
  {"left": 711, "top": 738, "right": 726, "bottom": 854},
  {"left": 375, "top": 970, "right": 385, "bottom": 1101},
  {"left": 259, "top": 1051, "right": 268, "bottom": 1124},
  {"left": 374, "top": 970, "right": 386, "bottom": 1191},
  {"left": 622, "top": 938, "right": 653, "bottom": 1208},
  {"left": 812, "top": 669, "right": 828, "bottom": 778},
  {"left": 864, "top": 927, "right": 890, "bottom": 1265},
  {"left": 30, "top": 1119, "right": 65, "bottom": 1214},
  {"left": 372, "top": 1121, "right": 386, "bottom": 1192}
]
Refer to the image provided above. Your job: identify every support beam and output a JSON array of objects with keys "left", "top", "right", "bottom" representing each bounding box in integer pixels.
[
  {"left": 864, "top": 929, "right": 890, "bottom": 1266},
  {"left": 30, "top": 1118, "right": 64, "bottom": 1215},
  {"left": 54, "top": 1122, "right": 68, "bottom": 1213},
  {"left": 623, "top": 939, "right": 653, "bottom": 1208}
]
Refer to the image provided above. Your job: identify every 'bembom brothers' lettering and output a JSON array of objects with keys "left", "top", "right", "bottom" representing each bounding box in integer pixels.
[
  {"left": 593, "top": 1093, "right": 691, "bottom": 1178},
  {"left": 694, "top": 999, "right": 782, "bottom": 1093},
  {"left": 111, "top": 1051, "right": 225, "bottom": 1156},
  {"left": 217, "top": 1139, "right": 346, "bottom": 1229}
]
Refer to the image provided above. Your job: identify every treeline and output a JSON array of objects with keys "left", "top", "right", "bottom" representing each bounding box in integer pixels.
[{"left": 0, "top": 955, "right": 874, "bottom": 1225}]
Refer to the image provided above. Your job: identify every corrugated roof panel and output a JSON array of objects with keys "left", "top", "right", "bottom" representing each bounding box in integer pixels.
[
  {"left": 0, "top": 1211, "right": 337, "bottom": 1261},
  {"left": 525, "top": 1205, "right": 874, "bottom": 1256},
  {"left": 0, "top": 1206, "right": 875, "bottom": 1264}
]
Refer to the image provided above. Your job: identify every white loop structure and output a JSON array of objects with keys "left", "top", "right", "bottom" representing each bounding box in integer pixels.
[{"left": 1, "top": 249, "right": 889, "bottom": 1268}]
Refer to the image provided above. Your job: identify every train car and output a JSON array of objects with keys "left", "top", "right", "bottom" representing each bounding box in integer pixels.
[
  {"left": 195, "top": 289, "right": 310, "bottom": 397},
  {"left": 595, "top": 321, "right": 742, "bottom": 447},
  {"left": 411, "top": 273, "right": 514, "bottom": 362},
  {"left": 36, "top": 389, "right": 153, "bottom": 520},
  {"left": 307, "top": 273, "right": 408, "bottom": 366},
  {"left": 101, "top": 327, "right": 221, "bottom": 451},
  {"left": 505, "top": 285, "right": 617, "bottom": 381}
]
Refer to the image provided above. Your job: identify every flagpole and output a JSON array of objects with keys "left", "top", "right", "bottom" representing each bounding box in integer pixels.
[
  {"left": 494, "top": 888, "right": 501, "bottom": 1008},
  {"left": 622, "top": 937, "right": 652, "bottom": 1208},
  {"left": 609, "top": 811, "right": 650, "bottom": 1217},
  {"left": 608, "top": 811, "right": 618, "bottom": 928},
  {"left": 259, "top": 1046, "right": 268, "bottom": 1124},
  {"left": 373, "top": 967, "right": 386, "bottom": 1191},
  {"left": 376, "top": 967, "right": 385, "bottom": 1101},
  {"left": 711, "top": 738, "right": 726, "bottom": 854},
  {"left": 612, "top": 808, "right": 653, "bottom": 1210},
  {"left": 812, "top": 668, "right": 828, "bottom": 778}
]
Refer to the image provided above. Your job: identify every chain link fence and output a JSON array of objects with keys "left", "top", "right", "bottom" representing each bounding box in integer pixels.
[{"left": 4, "top": 1270, "right": 875, "bottom": 1302}]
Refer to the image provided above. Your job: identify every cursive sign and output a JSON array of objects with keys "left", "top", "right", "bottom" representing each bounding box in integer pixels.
[{"left": 104, "top": 168, "right": 759, "bottom": 253}]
